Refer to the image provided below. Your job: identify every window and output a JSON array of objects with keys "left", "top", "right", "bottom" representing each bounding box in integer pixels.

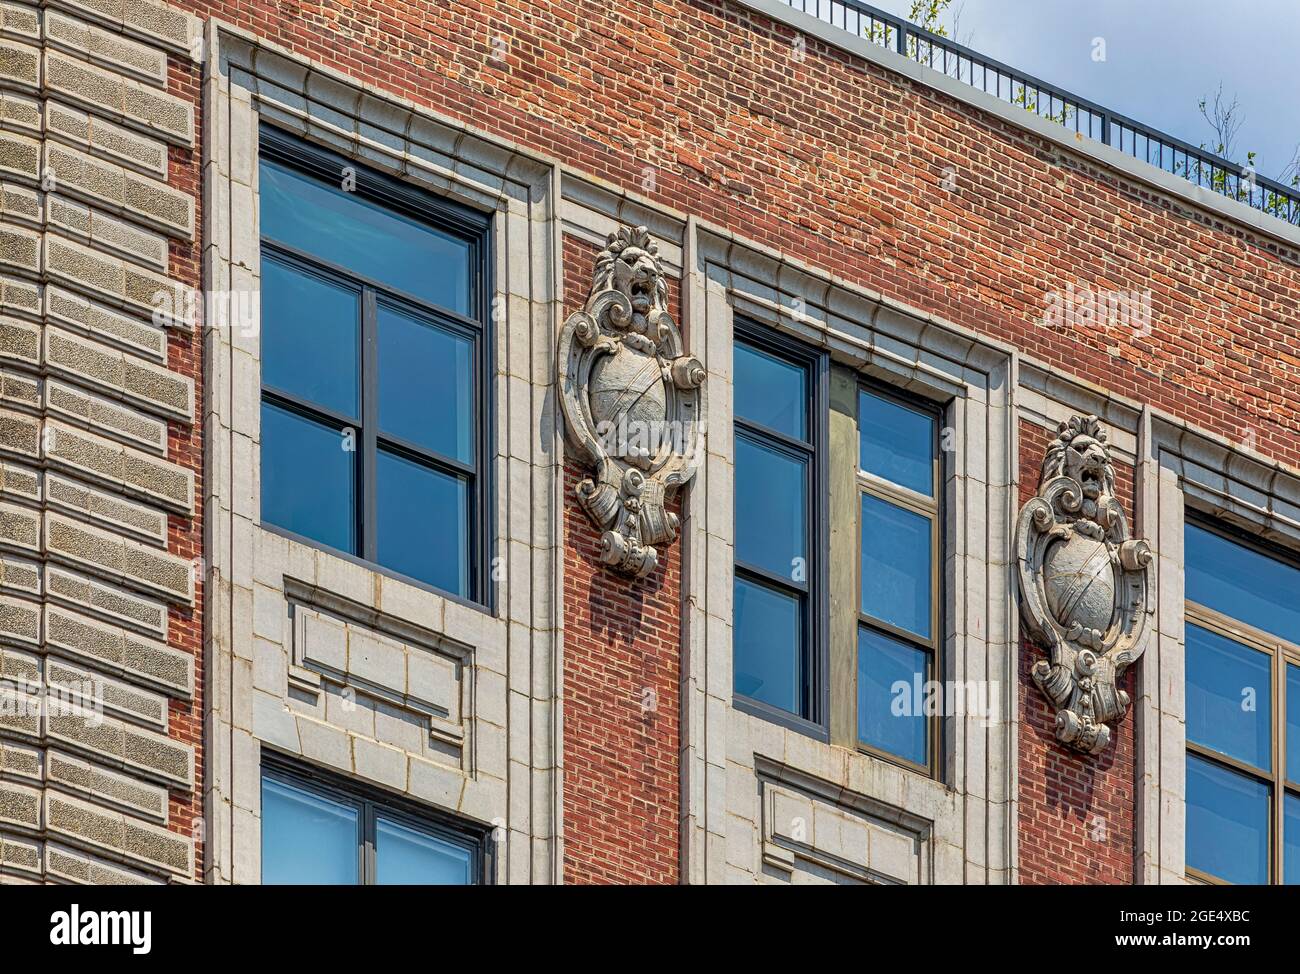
[
  {"left": 257, "top": 128, "right": 492, "bottom": 604},
  {"left": 260, "top": 759, "right": 489, "bottom": 884},
  {"left": 1184, "top": 519, "right": 1300, "bottom": 884},
  {"left": 855, "top": 387, "right": 941, "bottom": 773},
  {"left": 731, "top": 328, "right": 826, "bottom": 731}
]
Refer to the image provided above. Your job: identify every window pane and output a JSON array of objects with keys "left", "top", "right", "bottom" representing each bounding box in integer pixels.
[
  {"left": 260, "top": 157, "right": 472, "bottom": 314},
  {"left": 1290, "top": 665, "right": 1300, "bottom": 785},
  {"left": 376, "top": 817, "right": 474, "bottom": 885},
  {"left": 733, "top": 574, "right": 804, "bottom": 715},
  {"left": 1287, "top": 793, "right": 1300, "bottom": 886},
  {"left": 735, "top": 434, "right": 806, "bottom": 580},
  {"left": 260, "top": 401, "right": 355, "bottom": 554},
  {"left": 378, "top": 304, "right": 474, "bottom": 463},
  {"left": 1186, "top": 523, "right": 1300, "bottom": 645},
  {"left": 1185, "top": 624, "right": 1272, "bottom": 771},
  {"left": 261, "top": 257, "right": 359, "bottom": 416},
  {"left": 1185, "top": 753, "right": 1270, "bottom": 885},
  {"left": 376, "top": 450, "right": 468, "bottom": 596},
  {"left": 734, "top": 341, "right": 807, "bottom": 440},
  {"left": 261, "top": 776, "right": 359, "bottom": 884},
  {"left": 858, "top": 389, "right": 935, "bottom": 495},
  {"left": 857, "top": 626, "right": 929, "bottom": 766},
  {"left": 860, "top": 493, "right": 932, "bottom": 640}
]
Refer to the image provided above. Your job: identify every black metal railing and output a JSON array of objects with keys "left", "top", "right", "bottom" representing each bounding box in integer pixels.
[{"left": 779, "top": 0, "right": 1300, "bottom": 226}]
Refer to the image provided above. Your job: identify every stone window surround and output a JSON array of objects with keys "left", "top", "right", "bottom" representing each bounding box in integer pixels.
[
  {"left": 202, "top": 21, "right": 563, "bottom": 884},
  {"left": 683, "top": 220, "right": 1019, "bottom": 884}
]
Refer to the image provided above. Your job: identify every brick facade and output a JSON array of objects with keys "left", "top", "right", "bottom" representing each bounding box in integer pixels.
[{"left": 5, "top": 0, "right": 1295, "bottom": 884}]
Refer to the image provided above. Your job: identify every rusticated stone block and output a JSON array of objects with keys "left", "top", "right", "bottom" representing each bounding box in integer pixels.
[
  {"left": 45, "top": 236, "right": 192, "bottom": 324},
  {"left": 47, "top": 655, "right": 168, "bottom": 729},
  {"left": 47, "top": 565, "right": 167, "bottom": 636},
  {"left": 0, "top": 834, "right": 41, "bottom": 875},
  {"left": 0, "top": 740, "right": 42, "bottom": 779},
  {"left": 44, "top": 49, "right": 193, "bottom": 145},
  {"left": 0, "top": 180, "right": 40, "bottom": 223},
  {"left": 0, "top": 224, "right": 39, "bottom": 273},
  {"left": 45, "top": 841, "right": 161, "bottom": 884},
  {"left": 0, "top": 89, "right": 39, "bottom": 132},
  {"left": 0, "top": 3, "right": 41, "bottom": 39},
  {"left": 0, "top": 457, "right": 39, "bottom": 501},
  {"left": 0, "top": 275, "right": 39, "bottom": 317},
  {"left": 0, "top": 369, "right": 39, "bottom": 408},
  {"left": 45, "top": 327, "right": 193, "bottom": 419},
  {"left": 0, "top": 315, "right": 39, "bottom": 365},
  {"left": 45, "top": 603, "right": 192, "bottom": 695},
  {"left": 48, "top": 195, "right": 169, "bottom": 270},
  {"left": 44, "top": 791, "right": 192, "bottom": 875},
  {"left": 0, "top": 501, "right": 39, "bottom": 552},
  {"left": 46, "top": 705, "right": 192, "bottom": 786},
  {"left": 0, "top": 781, "right": 40, "bottom": 829},
  {"left": 0, "top": 408, "right": 39, "bottom": 457},
  {"left": 44, "top": 143, "right": 192, "bottom": 238},
  {"left": 0, "top": 552, "right": 41, "bottom": 595},
  {"left": 46, "top": 101, "right": 169, "bottom": 179},
  {"left": 46, "top": 471, "right": 168, "bottom": 544},
  {"left": 46, "top": 378, "right": 167, "bottom": 453},
  {"left": 45, "top": 11, "right": 168, "bottom": 87},
  {"left": 0, "top": 129, "right": 38, "bottom": 180},
  {"left": 44, "top": 512, "right": 194, "bottom": 604},
  {"left": 0, "top": 590, "right": 39, "bottom": 644},
  {"left": 44, "top": 421, "right": 193, "bottom": 511},
  {"left": 0, "top": 38, "right": 38, "bottom": 88}
]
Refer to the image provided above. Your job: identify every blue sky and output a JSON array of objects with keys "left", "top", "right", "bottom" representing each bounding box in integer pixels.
[{"left": 864, "top": 0, "right": 1299, "bottom": 182}]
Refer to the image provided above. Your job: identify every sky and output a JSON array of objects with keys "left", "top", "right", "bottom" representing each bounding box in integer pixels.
[{"left": 863, "top": 0, "right": 1299, "bottom": 182}]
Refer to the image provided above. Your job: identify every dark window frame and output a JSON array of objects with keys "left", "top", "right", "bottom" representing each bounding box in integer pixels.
[
  {"left": 260, "top": 752, "right": 494, "bottom": 885},
  {"left": 854, "top": 380, "right": 946, "bottom": 779},
  {"left": 257, "top": 126, "right": 495, "bottom": 610},
  {"left": 1184, "top": 513, "right": 1300, "bottom": 885},
  {"left": 731, "top": 321, "right": 830, "bottom": 740}
]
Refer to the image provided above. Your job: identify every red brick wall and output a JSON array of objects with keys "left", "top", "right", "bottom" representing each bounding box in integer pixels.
[
  {"left": 559, "top": 237, "right": 681, "bottom": 884},
  {"left": 165, "top": 55, "right": 206, "bottom": 879},
  {"left": 1016, "top": 421, "right": 1136, "bottom": 884},
  {"left": 166, "top": 0, "right": 1300, "bottom": 883}
]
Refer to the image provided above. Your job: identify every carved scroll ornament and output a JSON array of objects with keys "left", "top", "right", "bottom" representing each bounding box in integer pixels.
[
  {"left": 558, "top": 226, "right": 706, "bottom": 578},
  {"left": 1015, "top": 415, "right": 1153, "bottom": 755}
]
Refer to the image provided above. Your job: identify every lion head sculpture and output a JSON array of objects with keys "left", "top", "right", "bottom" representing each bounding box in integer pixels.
[{"left": 591, "top": 226, "right": 670, "bottom": 334}]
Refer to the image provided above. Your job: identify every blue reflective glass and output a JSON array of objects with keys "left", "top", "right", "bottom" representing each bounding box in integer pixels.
[
  {"left": 261, "top": 776, "right": 359, "bottom": 884},
  {"left": 857, "top": 626, "right": 929, "bottom": 765},
  {"left": 1185, "top": 623, "right": 1272, "bottom": 771},
  {"left": 260, "top": 401, "right": 354, "bottom": 554},
  {"left": 733, "top": 575, "right": 804, "bottom": 715},
  {"left": 1186, "top": 523, "right": 1300, "bottom": 645},
  {"left": 376, "top": 450, "right": 468, "bottom": 596},
  {"left": 260, "top": 157, "right": 472, "bottom": 314},
  {"left": 734, "top": 341, "right": 807, "bottom": 441},
  {"left": 858, "top": 389, "right": 935, "bottom": 495},
  {"left": 735, "top": 434, "right": 806, "bottom": 580},
  {"left": 1290, "top": 665, "right": 1300, "bottom": 785},
  {"left": 376, "top": 817, "right": 473, "bottom": 885},
  {"left": 378, "top": 304, "right": 473, "bottom": 463},
  {"left": 1287, "top": 793, "right": 1300, "bottom": 885},
  {"left": 1186, "top": 753, "right": 1270, "bottom": 885},
  {"left": 860, "top": 493, "right": 932, "bottom": 640},
  {"left": 261, "top": 257, "right": 359, "bottom": 416}
]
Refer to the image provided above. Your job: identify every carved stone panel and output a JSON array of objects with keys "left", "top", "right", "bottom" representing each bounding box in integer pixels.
[
  {"left": 558, "top": 227, "right": 706, "bottom": 577},
  {"left": 1015, "top": 415, "right": 1153, "bottom": 755}
]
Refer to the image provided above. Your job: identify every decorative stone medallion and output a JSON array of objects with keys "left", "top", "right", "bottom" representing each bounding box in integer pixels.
[
  {"left": 558, "top": 226, "right": 706, "bottom": 577},
  {"left": 1015, "top": 415, "right": 1153, "bottom": 755}
]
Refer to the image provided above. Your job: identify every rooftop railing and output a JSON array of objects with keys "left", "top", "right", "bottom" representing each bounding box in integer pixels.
[{"left": 778, "top": 0, "right": 1300, "bottom": 226}]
